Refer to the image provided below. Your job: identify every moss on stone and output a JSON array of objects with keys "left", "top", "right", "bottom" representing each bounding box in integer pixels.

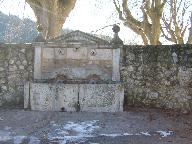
[
  {"left": 0, "top": 52, "right": 8, "bottom": 60},
  {"left": 1, "top": 94, "right": 23, "bottom": 107}
]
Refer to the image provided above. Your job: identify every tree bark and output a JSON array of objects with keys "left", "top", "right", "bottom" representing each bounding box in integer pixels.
[
  {"left": 187, "top": 12, "right": 192, "bottom": 44},
  {"left": 114, "top": 0, "right": 166, "bottom": 45},
  {"left": 26, "top": 0, "right": 76, "bottom": 39}
]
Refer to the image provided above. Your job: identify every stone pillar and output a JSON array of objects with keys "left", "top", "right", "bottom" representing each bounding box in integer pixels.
[
  {"left": 24, "top": 82, "right": 30, "bottom": 109},
  {"left": 33, "top": 30, "right": 46, "bottom": 80},
  {"left": 33, "top": 43, "right": 43, "bottom": 80},
  {"left": 111, "top": 25, "right": 123, "bottom": 82},
  {"left": 112, "top": 48, "right": 120, "bottom": 81}
]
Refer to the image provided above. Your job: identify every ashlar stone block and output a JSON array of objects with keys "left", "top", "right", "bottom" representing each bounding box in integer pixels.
[
  {"left": 79, "top": 84, "right": 124, "bottom": 112},
  {"left": 28, "top": 83, "right": 78, "bottom": 111}
]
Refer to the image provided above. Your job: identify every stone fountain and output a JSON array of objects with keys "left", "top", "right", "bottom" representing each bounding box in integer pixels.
[{"left": 24, "top": 25, "right": 124, "bottom": 112}]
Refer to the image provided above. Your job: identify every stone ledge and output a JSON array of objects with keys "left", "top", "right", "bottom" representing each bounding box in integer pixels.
[{"left": 0, "top": 43, "right": 32, "bottom": 49}]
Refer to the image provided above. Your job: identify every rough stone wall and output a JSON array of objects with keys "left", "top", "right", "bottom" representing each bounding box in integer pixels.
[
  {"left": 122, "top": 45, "right": 192, "bottom": 112},
  {"left": 0, "top": 44, "right": 33, "bottom": 107},
  {"left": 1, "top": 43, "right": 192, "bottom": 112}
]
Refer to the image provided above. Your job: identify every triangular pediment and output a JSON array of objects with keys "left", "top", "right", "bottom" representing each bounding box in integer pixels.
[{"left": 49, "top": 30, "right": 110, "bottom": 45}]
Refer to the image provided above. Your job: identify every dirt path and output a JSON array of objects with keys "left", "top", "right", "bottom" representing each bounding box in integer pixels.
[{"left": 0, "top": 108, "right": 191, "bottom": 144}]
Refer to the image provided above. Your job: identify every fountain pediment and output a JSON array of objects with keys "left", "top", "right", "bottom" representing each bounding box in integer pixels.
[{"left": 49, "top": 30, "right": 110, "bottom": 45}]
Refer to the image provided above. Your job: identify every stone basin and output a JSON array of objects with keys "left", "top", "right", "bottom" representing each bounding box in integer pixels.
[{"left": 24, "top": 82, "right": 124, "bottom": 112}]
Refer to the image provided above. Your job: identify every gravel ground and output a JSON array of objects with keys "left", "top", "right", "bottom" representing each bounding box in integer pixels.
[{"left": 0, "top": 107, "right": 191, "bottom": 144}]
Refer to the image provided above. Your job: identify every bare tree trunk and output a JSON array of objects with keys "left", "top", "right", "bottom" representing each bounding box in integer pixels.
[
  {"left": 187, "top": 12, "right": 192, "bottom": 44},
  {"left": 26, "top": 0, "right": 76, "bottom": 39},
  {"left": 114, "top": 0, "right": 166, "bottom": 45},
  {"left": 150, "top": 6, "right": 162, "bottom": 45}
]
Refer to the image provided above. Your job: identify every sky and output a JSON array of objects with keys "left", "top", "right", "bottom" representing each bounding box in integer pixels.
[
  {"left": 0, "top": 0, "right": 192, "bottom": 44},
  {"left": 0, "top": 0, "right": 141, "bottom": 44}
]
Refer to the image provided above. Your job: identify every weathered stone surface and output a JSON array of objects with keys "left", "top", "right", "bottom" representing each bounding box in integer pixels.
[
  {"left": 9, "top": 60, "right": 14, "bottom": 65},
  {"left": 56, "top": 84, "right": 79, "bottom": 111},
  {"left": 67, "top": 48, "right": 87, "bottom": 59},
  {"left": 122, "top": 45, "right": 192, "bottom": 112},
  {"left": 22, "top": 60, "right": 28, "bottom": 66},
  {"left": 79, "top": 84, "right": 124, "bottom": 112},
  {"left": 112, "top": 48, "right": 121, "bottom": 81},
  {"left": 0, "top": 78, "right": 6, "bottom": 84},
  {"left": 0, "top": 44, "right": 33, "bottom": 106},
  {"left": 24, "top": 83, "right": 124, "bottom": 112},
  {"left": 24, "top": 82, "right": 30, "bottom": 109},
  {"left": 28, "top": 83, "right": 78, "bottom": 111},
  {"left": 34, "top": 45, "right": 42, "bottom": 80},
  {"left": 88, "top": 49, "right": 112, "bottom": 60},
  {"left": 1, "top": 86, "right": 7, "bottom": 91},
  {"left": 49, "top": 30, "right": 110, "bottom": 45},
  {"left": 34, "top": 41, "right": 117, "bottom": 83},
  {"left": 0, "top": 67, "right": 4, "bottom": 71},
  {"left": 19, "top": 65, "right": 25, "bottom": 70}
]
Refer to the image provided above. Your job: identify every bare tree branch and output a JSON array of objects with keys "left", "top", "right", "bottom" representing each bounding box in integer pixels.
[
  {"left": 187, "top": 12, "right": 192, "bottom": 44},
  {"left": 114, "top": 0, "right": 166, "bottom": 45},
  {"left": 122, "top": 0, "right": 142, "bottom": 27},
  {"left": 161, "top": 0, "right": 191, "bottom": 44},
  {"left": 161, "top": 26, "right": 174, "bottom": 42},
  {"left": 113, "top": 0, "right": 126, "bottom": 21}
]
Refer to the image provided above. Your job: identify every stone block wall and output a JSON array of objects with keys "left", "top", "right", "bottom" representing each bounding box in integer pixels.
[
  {"left": 0, "top": 44, "right": 33, "bottom": 106},
  {"left": 122, "top": 45, "right": 192, "bottom": 112}
]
